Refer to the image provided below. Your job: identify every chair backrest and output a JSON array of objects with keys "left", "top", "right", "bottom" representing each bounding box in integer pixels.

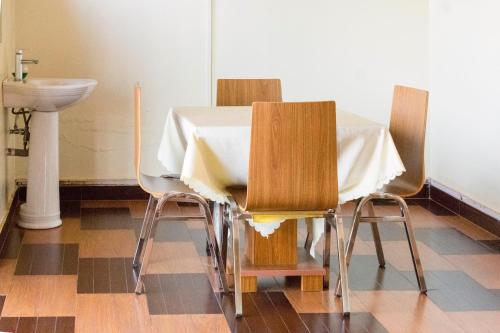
[
  {"left": 216, "top": 79, "right": 282, "bottom": 106},
  {"left": 134, "top": 84, "right": 143, "bottom": 183},
  {"left": 389, "top": 85, "right": 429, "bottom": 193},
  {"left": 245, "top": 101, "right": 338, "bottom": 212}
]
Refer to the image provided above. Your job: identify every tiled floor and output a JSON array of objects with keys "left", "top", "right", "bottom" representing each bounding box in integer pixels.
[{"left": 0, "top": 198, "right": 498, "bottom": 332}]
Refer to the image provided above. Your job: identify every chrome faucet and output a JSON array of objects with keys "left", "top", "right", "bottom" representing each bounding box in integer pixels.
[{"left": 15, "top": 49, "right": 39, "bottom": 82}]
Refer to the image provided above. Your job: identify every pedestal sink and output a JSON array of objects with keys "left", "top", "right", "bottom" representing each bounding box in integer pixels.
[{"left": 3, "top": 78, "right": 97, "bottom": 229}]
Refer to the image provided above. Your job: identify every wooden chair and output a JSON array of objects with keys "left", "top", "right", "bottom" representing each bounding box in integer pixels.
[
  {"left": 334, "top": 85, "right": 429, "bottom": 296},
  {"left": 216, "top": 79, "right": 282, "bottom": 106},
  {"left": 132, "top": 84, "right": 228, "bottom": 294},
  {"left": 223, "top": 101, "right": 350, "bottom": 317}
]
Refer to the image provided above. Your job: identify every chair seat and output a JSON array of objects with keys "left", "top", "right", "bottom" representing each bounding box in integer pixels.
[
  {"left": 226, "top": 186, "right": 327, "bottom": 217},
  {"left": 382, "top": 177, "right": 423, "bottom": 198},
  {"left": 140, "top": 173, "right": 197, "bottom": 199}
]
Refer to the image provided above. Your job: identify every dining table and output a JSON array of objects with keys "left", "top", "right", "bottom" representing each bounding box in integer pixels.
[{"left": 157, "top": 105, "right": 405, "bottom": 291}]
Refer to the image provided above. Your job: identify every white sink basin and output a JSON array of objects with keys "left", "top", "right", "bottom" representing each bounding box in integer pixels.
[
  {"left": 3, "top": 78, "right": 97, "bottom": 111},
  {"left": 3, "top": 77, "right": 97, "bottom": 229}
]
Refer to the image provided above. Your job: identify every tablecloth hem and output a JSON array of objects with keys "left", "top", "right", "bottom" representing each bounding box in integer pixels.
[
  {"left": 180, "top": 175, "right": 229, "bottom": 204},
  {"left": 338, "top": 170, "right": 404, "bottom": 204}
]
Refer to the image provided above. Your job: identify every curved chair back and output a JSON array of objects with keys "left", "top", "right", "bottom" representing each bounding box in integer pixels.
[
  {"left": 245, "top": 101, "right": 338, "bottom": 212},
  {"left": 134, "top": 84, "right": 146, "bottom": 191},
  {"left": 216, "top": 79, "right": 282, "bottom": 106},
  {"left": 389, "top": 85, "right": 429, "bottom": 195}
]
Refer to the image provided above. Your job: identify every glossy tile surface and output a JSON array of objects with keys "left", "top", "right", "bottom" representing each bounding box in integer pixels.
[{"left": 0, "top": 198, "right": 497, "bottom": 332}]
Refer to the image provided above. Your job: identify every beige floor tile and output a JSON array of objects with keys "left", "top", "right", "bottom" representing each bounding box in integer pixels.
[
  {"left": 128, "top": 200, "right": 148, "bottom": 219},
  {"left": 146, "top": 242, "right": 205, "bottom": 274},
  {"left": 151, "top": 314, "right": 230, "bottom": 333},
  {"left": 76, "top": 294, "right": 151, "bottom": 333},
  {"left": 444, "top": 215, "right": 498, "bottom": 240},
  {"left": 78, "top": 229, "right": 136, "bottom": 258},
  {"left": 445, "top": 254, "right": 500, "bottom": 289},
  {"left": 0, "top": 259, "right": 16, "bottom": 294},
  {"left": 2, "top": 275, "right": 77, "bottom": 317},
  {"left": 285, "top": 289, "right": 366, "bottom": 313},
  {"left": 377, "top": 240, "right": 455, "bottom": 271},
  {"left": 22, "top": 217, "right": 82, "bottom": 244},
  {"left": 446, "top": 311, "right": 500, "bottom": 333},
  {"left": 185, "top": 219, "right": 206, "bottom": 230},
  {"left": 355, "top": 291, "right": 466, "bottom": 333}
]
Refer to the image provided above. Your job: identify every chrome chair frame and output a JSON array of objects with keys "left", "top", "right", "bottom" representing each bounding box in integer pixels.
[
  {"left": 334, "top": 192, "right": 427, "bottom": 296},
  {"left": 222, "top": 199, "right": 350, "bottom": 317},
  {"left": 133, "top": 191, "right": 229, "bottom": 294}
]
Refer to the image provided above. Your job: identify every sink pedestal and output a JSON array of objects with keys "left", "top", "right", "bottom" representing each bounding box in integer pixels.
[{"left": 19, "top": 111, "right": 62, "bottom": 229}]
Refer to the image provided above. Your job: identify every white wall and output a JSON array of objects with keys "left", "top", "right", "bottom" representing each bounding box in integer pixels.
[
  {"left": 213, "top": 0, "right": 429, "bottom": 124},
  {"left": 0, "top": 0, "right": 18, "bottom": 227},
  {"left": 429, "top": 0, "right": 500, "bottom": 212},
  {"left": 13, "top": 0, "right": 428, "bottom": 181},
  {"left": 14, "top": 0, "right": 211, "bottom": 179}
]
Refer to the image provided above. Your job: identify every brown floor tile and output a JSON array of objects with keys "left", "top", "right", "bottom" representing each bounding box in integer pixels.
[
  {"left": 16, "top": 317, "right": 37, "bottom": 333},
  {"left": 355, "top": 290, "right": 465, "bottom": 333},
  {"left": 150, "top": 314, "right": 230, "bottom": 333},
  {"left": 0, "top": 226, "right": 25, "bottom": 259},
  {"left": 0, "top": 259, "right": 16, "bottom": 294},
  {"left": 285, "top": 289, "right": 366, "bottom": 314},
  {"left": 375, "top": 204, "right": 451, "bottom": 229},
  {"left": 81, "top": 207, "right": 135, "bottom": 230},
  {"left": 22, "top": 217, "right": 82, "bottom": 244},
  {"left": 144, "top": 273, "right": 222, "bottom": 315},
  {"left": 0, "top": 317, "right": 19, "bottom": 332},
  {"left": 128, "top": 200, "right": 149, "bottom": 219},
  {"left": 81, "top": 200, "right": 131, "bottom": 209},
  {"left": 2, "top": 276, "right": 77, "bottom": 317},
  {"left": 75, "top": 294, "right": 150, "bottom": 333},
  {"left": 36, "top": 317, "right": 57, "bottom": 332},
  {"left": 444, "top": 215, "right": 498, "bottom": 241},
  {"left": 78, "top": 229, "right": 136, "bottom": 258},
  {"left": 444, "top": 254, "right": 500, "bottom": 289},
  {"left": 146, "top": 242, "right": 205, "bottom": 274},
  {"left": 446, "top": 311, "right": 500, "bottom": 333},
  {"left": 15, "top": 244, "right": 78, "bottom": 275}
]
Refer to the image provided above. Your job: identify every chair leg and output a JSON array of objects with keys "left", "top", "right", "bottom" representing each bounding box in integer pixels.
[
  {"left": 231, "top": 212, "right": 243, "bottom": 317},
  {"left": 133, "top": 195, "right": 157, "bottom": 268},
  {"left": 135, "top": 199, "right": 164, "bottom": 294},
  {"left": 304, "top": 218, "right": 314, "bottom": 252},
  {"left": 221, "top": 220, "right": 229, "bottom": 272},
  {"left": 332, "top": 210, "right": 350, "bottom": 317},
  {"left": 322, "top": 216, "right": 331, "bottom": 289},
  {"left": 368, "top": 202, "right": 386, "bottom": 268},
  {"left": 335, "top": 199, "right": 363, "bottom": 296},
  {"left": 399, "top": 200, "right": 427, "bottom": 293},
  {"left": 198, "top": 200, "right": 229, "bottom": 293}
]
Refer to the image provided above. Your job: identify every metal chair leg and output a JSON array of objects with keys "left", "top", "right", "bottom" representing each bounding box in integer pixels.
[
  {"left": 133, "top": 195, "right": 157, "bottom": 268},
  {"left": 333, "top": 210, "right": 350, "bottom": 317},
  {"left": 368, "top": 202, "right": 386, "bottom": 268},
  {"left": 304, "top": 217, "right": 314, "bottom": 252},
  {"left": 135, "top": 196, "right": 166, "bottom": 294},
  {"left": 198, "top": 199, "right": 229, "bottom": 293},
  {"left": 399, "top": 199, "right": 427, "bottom": 293},
  {"left": 335, "top": 198, "right": 364, "bottom": 296},
  {"left": 322, "top": 215, "right": 332, "bottom": 289},
  {"left": 230, "top": 210, "right": 243, "bottom": 317}
]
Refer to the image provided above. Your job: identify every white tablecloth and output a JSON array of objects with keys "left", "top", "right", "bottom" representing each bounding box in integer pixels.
[{"left": 157, "top": 106, "right": 405, "bottom": 247}]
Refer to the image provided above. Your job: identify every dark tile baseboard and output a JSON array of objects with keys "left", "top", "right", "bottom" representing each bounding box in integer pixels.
[
  {"left": 18, "top": 185, "right": 149, "bottom": 201},
  {"left": 429, "top": 185, "right": 500, "bottom": 237}
]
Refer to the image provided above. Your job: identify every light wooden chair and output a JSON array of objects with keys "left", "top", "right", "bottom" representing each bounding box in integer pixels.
[
  {"left": 334, "top": 85, "right": 429, "bottom": 296},
  {"left": 132, "top": 84, "right": 228, "bottom": 294},
  {"left": 216, "top": 79, "right": 282, "bottom": 106},
  {"left": 223, "top": 101, "right": 350, "bottom": 317}
]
